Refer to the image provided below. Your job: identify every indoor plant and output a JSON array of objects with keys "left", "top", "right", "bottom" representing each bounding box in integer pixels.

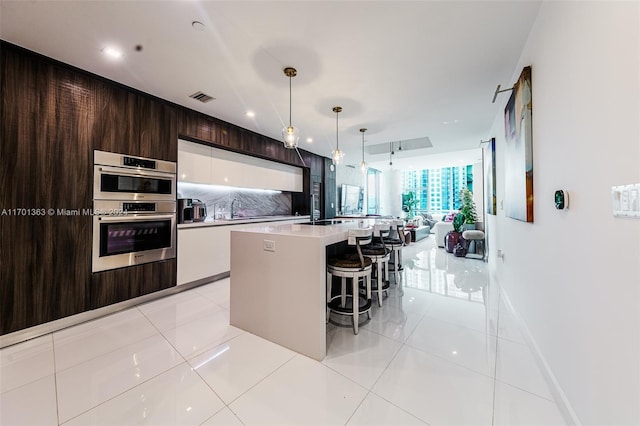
[
  {"left": 402, "top": 191, "right": 418, "bottom": 219},
  {"left": 445, "top": 213, "right": 465, "bottom": 253},
  {"left": 459, "top": 188, "right": 477, "bottom": 230}
]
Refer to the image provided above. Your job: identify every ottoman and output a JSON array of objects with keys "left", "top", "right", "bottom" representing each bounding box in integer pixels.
[{"left": 462, "top": 230, "right": 485, "bottom": 260}]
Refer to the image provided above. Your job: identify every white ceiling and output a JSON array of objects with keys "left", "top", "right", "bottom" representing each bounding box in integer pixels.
[{"left": 0, "top": 0, "right": 541, "bottom": 170}]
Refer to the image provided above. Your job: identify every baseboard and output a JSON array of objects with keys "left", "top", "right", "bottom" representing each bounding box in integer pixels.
[{"left": 498, "top": 287, "right": 582, "bottom": 426}]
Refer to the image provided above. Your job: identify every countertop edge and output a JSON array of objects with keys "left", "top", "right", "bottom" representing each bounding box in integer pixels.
[{"left": 177, "top": 215, "right": 310, "bottom": 229}]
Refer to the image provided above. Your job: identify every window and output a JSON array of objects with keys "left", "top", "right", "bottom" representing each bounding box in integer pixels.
[
  {"left": 403, "top": 165, "right": 473, "bottom": 215},
  {"left": 366, "top": 168, "right": 381, "bottom": 215}
]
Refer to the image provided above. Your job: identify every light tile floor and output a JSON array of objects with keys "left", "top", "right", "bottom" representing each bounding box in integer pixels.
[{"left": 0, "top": 236, "right": 567, "bottom": 425}]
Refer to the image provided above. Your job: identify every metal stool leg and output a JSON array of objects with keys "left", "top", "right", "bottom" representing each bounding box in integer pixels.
[
  {"left": 326, "top": 271, "right": 332, "bottom": 323},
  {"left": 352, "top": 278, "right": 359, "bottom": 334},
  {"left": 375, "top": 259, "right": 383, "bottom": 306}
]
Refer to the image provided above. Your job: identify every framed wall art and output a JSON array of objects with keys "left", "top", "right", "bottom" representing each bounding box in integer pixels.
[
  {"left": 483, "top": 138, "right": 497, "bottom": 215},
  {"left": 504, "top": 66, "right": 533, "bottom": 222}
]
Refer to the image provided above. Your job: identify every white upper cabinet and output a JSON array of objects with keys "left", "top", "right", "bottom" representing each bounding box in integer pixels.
[
  {"left": 178, "top": 140, "right": 211, "bottom": 184},
  {"left": 178, "top": 139, "right": 303, "bottom": 192},
  {"left": 211, "top": 156, "right": 243, "bottom": 187}
]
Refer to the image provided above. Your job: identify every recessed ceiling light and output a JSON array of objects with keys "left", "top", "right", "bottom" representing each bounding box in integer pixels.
[
  {"left": 102, "top": 46, "right": 123, "bottom": 59},
  {"left": 192, "top": 21, "right": 206, "bottom": 31},
  {"left": 306, "top": 138, "right": 313, "bottom": 143},
  {"left": 246, "top": 111, "right": 255, "bottom": 118}
]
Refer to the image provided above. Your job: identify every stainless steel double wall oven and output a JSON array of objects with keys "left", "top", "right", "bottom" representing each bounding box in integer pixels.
[{"left": 92, "top": 150, "right": 177, "bottom": 272}]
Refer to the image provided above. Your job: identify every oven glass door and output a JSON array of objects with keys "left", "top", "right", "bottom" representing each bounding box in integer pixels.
[
  {"left": 93, "top": 214, "right": 176, "bottom": 272},
  {"left": 100, "top": 217, "right": 172, "bottom": 257},
  {"left": 100, "top": 174, "right": 173, "bottom": 196},
  {"left": 94, "top": 165, "right": 175, "bottom": 200}
]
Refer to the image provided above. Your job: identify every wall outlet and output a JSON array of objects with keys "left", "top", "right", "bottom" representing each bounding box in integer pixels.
[{"left": 263, "top": 239, "right": 276, "bottom": 252}]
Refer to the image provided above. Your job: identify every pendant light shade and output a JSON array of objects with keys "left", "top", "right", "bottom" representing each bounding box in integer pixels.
[
  {"left": 332, "top": 106, "right": 344, "bottom": 165},
  {"left": 359, "top": 128, "right": 367, "bottom": 173},
  {"left": 282, "top": 67, "right": 299, "bottom": 149}
]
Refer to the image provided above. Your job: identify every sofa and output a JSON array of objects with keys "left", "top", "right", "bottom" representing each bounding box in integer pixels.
[
  {"left": 409, "top": 225, "right": 431, "bottom": 242},
  {"left": 433, "top": 221, "right": 454, "bottom": 248}
]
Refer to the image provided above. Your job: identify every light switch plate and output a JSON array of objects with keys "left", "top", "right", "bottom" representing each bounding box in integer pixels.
[
  {"left": 612, "top": 183, "right": 640, "bottom": 218},
  {"left": 263, "top": 239, "right": 276, "bottom": 252}
]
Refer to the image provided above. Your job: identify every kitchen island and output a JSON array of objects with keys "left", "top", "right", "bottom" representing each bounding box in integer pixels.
[
  {"left": 230, "top": 220, "right": 371, "bottom": 360},
  {"left": 177, "top": 215, "right": 309, "bottom": 286}
]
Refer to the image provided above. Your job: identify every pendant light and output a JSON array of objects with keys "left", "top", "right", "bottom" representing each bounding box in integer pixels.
[
  {"left": 359, "top": 128, "right": 367, "bottom": 173},
  {"left": 389, "top": 142, "right": 393, "bottom": 166},
  {"left": 282, "top": 67, "right": 299, "bottom": 149},
  {"left": 332, "top": 106, "right": 344, "bottom": 165},
  {"left": 398, "top": 140, "right": 403, "bottom": 151}
]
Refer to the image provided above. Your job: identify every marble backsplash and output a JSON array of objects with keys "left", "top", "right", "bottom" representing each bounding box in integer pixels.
[{"left": 177, "top": 183, "right": 292, "bottom": 219}]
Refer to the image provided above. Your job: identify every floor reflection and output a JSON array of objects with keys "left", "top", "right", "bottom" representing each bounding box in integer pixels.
[{"left": 402, "top": 236, "right": 489, "bottom": 304}]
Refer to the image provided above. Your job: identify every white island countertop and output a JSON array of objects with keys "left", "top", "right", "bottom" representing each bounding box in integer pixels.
[
  {"left": 229, "top": 218, "right": 375, "bottom": 360},
  {"left": 231, "top": 219, "right": 374, "bottom": 242}
]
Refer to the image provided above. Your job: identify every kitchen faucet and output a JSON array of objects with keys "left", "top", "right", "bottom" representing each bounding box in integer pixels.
[{"left": 231, "top": 198, "right": 241, "bottom": 218}]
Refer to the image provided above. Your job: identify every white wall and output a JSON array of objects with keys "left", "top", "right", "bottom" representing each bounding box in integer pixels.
[
  {"left": 489, "top": 2, "right": 640, "bottom": 424},
  {"left": 380, "top": 169, "right": 403, "bottom": 217}
]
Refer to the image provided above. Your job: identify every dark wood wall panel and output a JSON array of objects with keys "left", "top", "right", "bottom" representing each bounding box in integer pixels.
[
  {"left": 91, "top": 260, "right": 176, "bottom": 309},
  {"left": 94, "top": 85, "right": 177, "bottom": 161},
  {"left": 1, "top": 45, "right": 93, "bottom": 333},
  {"left": 177, "top": 107, "right": 305, "bottom": 167}
]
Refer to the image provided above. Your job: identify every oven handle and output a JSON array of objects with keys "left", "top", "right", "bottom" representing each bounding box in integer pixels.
[
  {"left": 97, "top": 214, "right": 176, "bottom": 222},
  {"left": 96, "top": 164, "right": 176, "bottom": 179}
]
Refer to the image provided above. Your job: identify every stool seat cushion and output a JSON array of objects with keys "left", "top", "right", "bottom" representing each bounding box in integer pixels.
[
  {"left": 383, "top": 237, "right": 403, "bottom": 245},
  {"left": 361, "top": 246, "right": 390, "bottom": 256},
  {"left": 462, "top": 230, "right": 485, "bottom": 240},
  {"left": 328, "top": 256, "right": 373, "bottom": 268}
]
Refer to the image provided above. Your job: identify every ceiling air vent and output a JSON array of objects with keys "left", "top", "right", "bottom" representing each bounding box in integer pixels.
[{"left": 189, "top": 91, "right": 215, "bottom": 103}]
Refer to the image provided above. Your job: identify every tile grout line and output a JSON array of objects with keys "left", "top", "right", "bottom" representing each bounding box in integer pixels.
[
  {"left": 51, "top": 312, "right": 161, "bottom": 375},
  {"left": 51, "top": 333, "right": 61, "bottom": 426},
  {"left": 65, "top": 289, "right": 239, "bottom": 424},
  {"left": 56, "top": 308, "right": 191, "bottom": 424},
  {"left": 491, "top": 289, "right": 502, "bottom": 426},
  {"left": 58, "top": 362, "right": 192, "bottom": 425},
  {"left": 218, "top": 352, "right": 299, "bottom": 420}
]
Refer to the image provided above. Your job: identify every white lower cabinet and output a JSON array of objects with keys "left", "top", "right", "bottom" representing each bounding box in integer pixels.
[
  {"left": 177, "top": 226, "right": 229, "bottom": 285},
  {"left": 177, "top": 219, "right": 306, "bottom": 285}
]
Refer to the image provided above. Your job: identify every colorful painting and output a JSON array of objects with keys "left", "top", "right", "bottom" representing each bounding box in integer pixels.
[
  {"left": 504, "top": 66, "right": 533, "bottom": 222},
  {"left": 483, "top": 138, "right": 497, "bottom": 215}
]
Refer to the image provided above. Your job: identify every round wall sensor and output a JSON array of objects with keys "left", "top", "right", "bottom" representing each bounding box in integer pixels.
[{"left": 554, "top": 189, "right": 569, "bottom": 210}]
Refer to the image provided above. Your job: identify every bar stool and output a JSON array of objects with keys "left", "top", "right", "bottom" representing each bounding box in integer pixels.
[
  {"left": 360, "top": 223, "right": 391, "bottom": 307},
  {"left": 383, "top": 219, "right": 406, "bottom": 285},
  {"left": 326, "top": 228, "right": 373, "bottom": 334}
]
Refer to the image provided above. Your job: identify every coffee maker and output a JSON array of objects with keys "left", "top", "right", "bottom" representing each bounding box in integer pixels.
[{"left": 177, "top": 198, "right": 194, "bottom": 224}]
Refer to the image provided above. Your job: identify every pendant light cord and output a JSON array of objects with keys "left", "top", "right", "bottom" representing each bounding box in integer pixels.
[
  {"left": 335, "top": 110, "right": 339, "bottom": 150},
  {"left": 288, "top": 76, "right": 292, "bottom": 127}
]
